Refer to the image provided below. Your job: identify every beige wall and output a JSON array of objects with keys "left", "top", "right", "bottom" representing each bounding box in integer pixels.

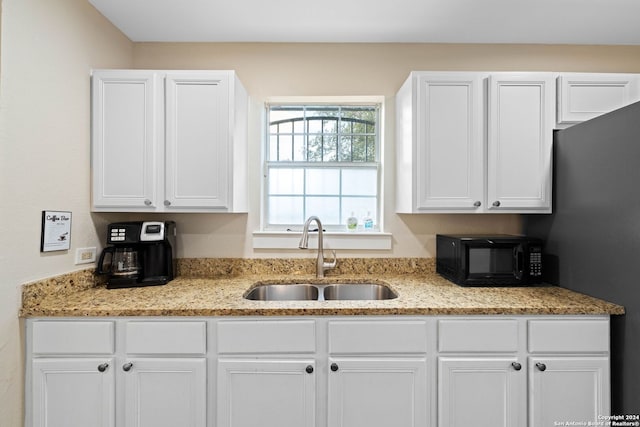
[
  {"left": 0, "top": 0, "right": 133, "bottom": 424},
  {"left": 129, "top": 42, "right": 640, "bottom": 259}
]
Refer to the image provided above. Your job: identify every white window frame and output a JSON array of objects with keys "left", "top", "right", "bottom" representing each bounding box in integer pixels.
[{"left": 253, "top": 96, "right": 391, "bottom": 250}]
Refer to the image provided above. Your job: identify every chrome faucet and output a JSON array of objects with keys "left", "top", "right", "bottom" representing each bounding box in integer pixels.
[{"left": 299, "top": 216, "right": 337, "bottom": 278}]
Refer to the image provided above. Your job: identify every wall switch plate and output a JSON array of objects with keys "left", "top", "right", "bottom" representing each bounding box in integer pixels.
[{"left": 75, "top": 247, "right": 97, "bottom": 265}]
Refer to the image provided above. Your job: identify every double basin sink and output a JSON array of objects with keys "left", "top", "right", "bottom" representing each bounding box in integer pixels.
[{"left": 245, "top": 281, "right": 398, "bottom": 301}]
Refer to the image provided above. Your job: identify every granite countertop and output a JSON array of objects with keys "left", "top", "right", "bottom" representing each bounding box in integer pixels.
[{"left": 20, "top": 258, "right": 625, "bottom": 317}]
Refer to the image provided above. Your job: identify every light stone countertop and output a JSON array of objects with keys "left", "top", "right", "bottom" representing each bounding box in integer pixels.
[{"left": 19, "top": 258, "right": 625, "bottom": 317}]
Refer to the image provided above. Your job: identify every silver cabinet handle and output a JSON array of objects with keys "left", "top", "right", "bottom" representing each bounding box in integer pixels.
[
  {"left": 492, "top": 201, "right": 501, "bottom": 207},
  {"left": 330, "top": 363, "right": 339, "bottom": 372},
  {"left": 473, "top": 201, "right": 481, "bottom": 207},
  {"left": 306, "top": 365, "right": 314, "bottom": 374},
  {"left": 511, "top": 362, "right": 522, "bottom": 371},
  {"left": 97, "top": 363, "right": 109, "bottom": 373},
  {"left": 123, "top": 362, "right": 133, "bottom": 372},
  {"left": 536, "top": 362, "right": 547, "bottom": 371},
  {"left": 144, "top": 199, "right": 152, "bottom": 206},
  {"left": 164, "top": 200, "right": 171, "bottom": 206}
]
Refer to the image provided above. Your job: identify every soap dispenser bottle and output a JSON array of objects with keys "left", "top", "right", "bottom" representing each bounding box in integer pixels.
[
  {"left": 363, "top": 212, "right": 373, "bottom": 231},
  {"left": 347, "top": 212, "right": 358, "bottom": 232}
]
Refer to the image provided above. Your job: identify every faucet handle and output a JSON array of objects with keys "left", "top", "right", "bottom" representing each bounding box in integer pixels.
[{"left": 324, "top": 250, "right": 338, "bottom": 270}]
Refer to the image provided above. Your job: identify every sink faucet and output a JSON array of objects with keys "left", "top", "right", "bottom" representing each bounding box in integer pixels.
[{"left": 299, "top": 216, "right": 337, "bottom": 278}]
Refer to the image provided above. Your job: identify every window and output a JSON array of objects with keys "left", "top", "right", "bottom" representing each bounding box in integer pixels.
[{"left": 264, "top": 103, "right": 381, "bottom": 231}]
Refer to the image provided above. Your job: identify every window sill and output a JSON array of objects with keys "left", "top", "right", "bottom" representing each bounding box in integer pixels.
[{"left": 252, "top": 231, "right": 392, "bottom": 250}]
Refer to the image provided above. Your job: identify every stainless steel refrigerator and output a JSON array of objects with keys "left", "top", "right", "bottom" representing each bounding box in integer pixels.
[{"left": 525, "top": 101, "right": 640, "bottom": 413}]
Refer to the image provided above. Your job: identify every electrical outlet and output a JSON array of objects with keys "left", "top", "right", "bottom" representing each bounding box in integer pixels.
[{"left": 75, "top": 247, "right": 97, "bottom": 265}]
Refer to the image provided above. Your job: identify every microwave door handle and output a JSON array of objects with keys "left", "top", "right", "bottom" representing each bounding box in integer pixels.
[{"left": 514, "top": 246, "right": 524, "bottom": 280}]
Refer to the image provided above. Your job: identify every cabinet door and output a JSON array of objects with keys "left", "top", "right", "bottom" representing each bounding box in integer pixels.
[
  {"left": 217, "top": 359, "right": 316, "bottom": 427},
  {"left": 529, "top": 357, "right": 610, "bottom": 427},
  {"left": 164, "top": 72, "right": 231, "bottom": 210},
  {"left": 415, "top": 73, "right": 484, "bottom": 211},
  {"left": 327, "top": 357, "right": 427, "bottom": 427},
  {"left": 122, "top": 358, "right": 206, "bottom": 427},
  {"left": 438, "top": 357, "right": 525, "bottom": 427},
  {"left": 91, "top": 70, "right": 160, "bottom": 210},
  {"left": 558, "top": 73, "right": 640, "bottom": 124},
  {"left": 32, "top": 358, "right": 115, "bottom": 427},
  {"left": 487, "top": 73, "right": 554, "bottom": 213}
]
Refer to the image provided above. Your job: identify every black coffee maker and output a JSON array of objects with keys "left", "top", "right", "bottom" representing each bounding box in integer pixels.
[{"left": 97, "top": 221, "right": 176, "bottom": 289}]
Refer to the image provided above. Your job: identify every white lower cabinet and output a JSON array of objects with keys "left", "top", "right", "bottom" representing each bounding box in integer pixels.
[
  {"left": 217, "top": 359, "right": 316, "bottom": 427},
  {"left": 437, "top": 318, "right": 611, "bottom": 427},
  {"left": 122, "top": 358, "right": 206, "bottom": 427},
  {"left": 328, "top": 357, "right": 428, "bottom": 427},
  {"left": 527, "top": 318, "right": 611, "bottom": 427},
  {"left": 216, "top": 319, "right": 317, "bottom": 427},
  {"left": 326, "top": 319, "right": 429, "bottom": 427},
  {"left": 31, "top": 358, "right": 115, "bottom": 427},
  {"left": 437, "top": 319, "right": 525, "bottom": 427},
  {"left": 26, "top": 316, "right": 611, "bottom": 427},
  {"left": 529, "top": 357, "right": 609, "bottom": 427},
  {"left": 438, "top": 357, "right": 525, "bottom": 427}
]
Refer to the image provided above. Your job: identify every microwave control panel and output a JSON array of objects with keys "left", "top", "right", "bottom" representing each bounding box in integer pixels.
[{"left": 529, "top": 247, "right": 543, "bottom": 277}]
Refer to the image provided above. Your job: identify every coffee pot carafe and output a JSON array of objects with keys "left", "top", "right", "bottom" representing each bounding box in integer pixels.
[{"left": 96, "top": 247, "right": 141, "bottom": 278}]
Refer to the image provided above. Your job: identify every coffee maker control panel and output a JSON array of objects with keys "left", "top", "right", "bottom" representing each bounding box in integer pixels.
[{"left": 107, "top": 222, "right": 142, "bottom": 244}]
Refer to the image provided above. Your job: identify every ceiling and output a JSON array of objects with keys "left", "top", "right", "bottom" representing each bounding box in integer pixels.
[{"left": 88, "top": 0, "right": 640, "bottom": 45}]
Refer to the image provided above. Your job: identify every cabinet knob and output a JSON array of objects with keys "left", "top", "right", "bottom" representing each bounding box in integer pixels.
[
  {"left": 97, "top": 363, "right": 109, "bottom": 373},
  {"left": 492, "top": 201, "right": 501, "bottom": 207},
  {"left": 164, "top": 200, "right": 171, "bottom": 206},
  {"left": 123, "top": 362, "right": 133, "bottom": 372},
  {"left": 305, "top": 365, "right": 314, "bottom": 374},
  {"left": 330, "top": 363, "right": 339, "bottom": 372},
  {"left": 535, "top": 362, "right": 547, "bottom": 372},
  {"left": 511, "top": 362, "right": 522, "bottom": 371},
  {"left": 473, "top": 201, "right": 481, "bottom": 207},
  {"left": 144, "top": 199, "right": 152, "bottom": 206}
]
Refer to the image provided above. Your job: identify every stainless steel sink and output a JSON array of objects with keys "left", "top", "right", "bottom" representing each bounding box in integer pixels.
[
  {"left": 244, "top": 283, "right": 319, "bottom": 301},
  {"left": 244, "top": 282, "right": 397, "bottom": 301},
  {"left": 323, "top": 283, "right": 398, "bottom": 300}
]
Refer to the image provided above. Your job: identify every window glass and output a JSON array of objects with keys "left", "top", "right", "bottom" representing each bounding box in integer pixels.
[{"left": 264, "top": 104, "right": 380, "bottom": 231}]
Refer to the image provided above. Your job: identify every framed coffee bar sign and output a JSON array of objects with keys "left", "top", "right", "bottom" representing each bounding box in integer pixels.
[{"left": 40, "top": 210, "right": 71, "bottom": 252}]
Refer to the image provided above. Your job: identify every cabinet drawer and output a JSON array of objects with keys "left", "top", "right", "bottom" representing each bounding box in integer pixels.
[
  {"left": 125, "top": 321, "right": 207, "bottom": 355},
  {"left": 32, "top": 321, "right": 115, "bottom": 355},
  {"left": 438, "top": 319, "right": 519, "bottom": 352},
  {"left": 328, "top": 320, "right": 427, "bottom": 354},
  {"left": 217, "top": 320, "right": 316, "bottom": 354},
  {"left": 528, "top": 319, "right": 609, "bottom": 353}
]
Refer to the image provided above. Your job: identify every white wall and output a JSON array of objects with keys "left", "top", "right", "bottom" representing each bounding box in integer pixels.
[{"left": 0, "top": 0, "right": 132, "bottom": 424}]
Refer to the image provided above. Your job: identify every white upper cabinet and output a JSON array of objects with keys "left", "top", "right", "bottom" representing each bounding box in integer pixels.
[
  {"left": 557, "top": 73, "right": 640, "bottom": 125},
  {"left": 487, "top": 73, "right": 554, "bottom": 213},
  {"left": 396, "top": 72, "right": 484, "bottom": 213},
  {"left": 165, "top": 73, "right": 231, "bottom": 210},
  {"left": 91, "top": 70, "right": 248, "bottom": 213},
  {"left": 91, "top": 71, "right": 160, "bottom": 210},
  {"left": 396, "top": 71, "right": 554, "bottom": 214}
]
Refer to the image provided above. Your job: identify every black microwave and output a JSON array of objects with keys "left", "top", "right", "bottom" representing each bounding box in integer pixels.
[{"left": 436, "top": 234, "right": 544, "bottom": 286}]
